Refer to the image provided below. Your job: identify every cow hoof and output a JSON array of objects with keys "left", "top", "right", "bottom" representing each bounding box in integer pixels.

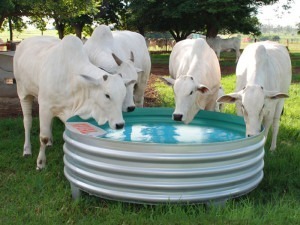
[
  {"left": 36, "top": 166, "right": 44, "bottom": 171},
  {"left": 23, "top": 147, "right": 32, "bottom": 156},
  {"left": 23, "top": 153, "right": 32, "bottom": 158}
]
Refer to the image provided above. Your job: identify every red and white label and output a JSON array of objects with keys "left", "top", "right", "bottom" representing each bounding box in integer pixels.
[{"left": 66, "top": 122, "right": 106, "bottom": 137}]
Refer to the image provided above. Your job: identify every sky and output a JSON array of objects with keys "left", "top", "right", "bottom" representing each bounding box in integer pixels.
[{"left": 257, "top": 0, "right": 300, "bottom": 27}]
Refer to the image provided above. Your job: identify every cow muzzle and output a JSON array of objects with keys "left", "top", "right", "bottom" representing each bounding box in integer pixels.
[
  {"left": 173, "top": 114, "right": 183, "bottom": 121},
  {"left": 116, "top": 123, "right": 125, "bottom": 129},
  {"left": 127, "top": 106, "right": 135, "bottom": 112}
]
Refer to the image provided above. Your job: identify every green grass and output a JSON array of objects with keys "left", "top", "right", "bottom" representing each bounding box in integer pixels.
[
  {"left": 0, "top": 29, "right": 58, "bottom": 42},
  {"left": 150, "top": 54, "right": 170, "bottom": 65},
  {"left": 1, "top": 36, "right": 300, "bottom": 224},
  {"left": 148, "top": 52, "right": 300, "bottom": 224},
  {"left": 0, "top": 108, "right": 299, "bottom": 224}
]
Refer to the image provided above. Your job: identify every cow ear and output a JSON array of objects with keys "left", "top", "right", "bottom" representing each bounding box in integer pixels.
[
  {"left": 160, "top": 77, "right": 175, "bottom": 86},
  {"left": 124, "top": 79, "right": 136, "bottom": 87},
  {"left": 197, "top": 85, "right": 210, "bottom": 94},
  {"left": 266, "top": 92, "right": 289, "bottom": 100},
  {"left": 217, "top": 93, "right": 241, "bottom": 103},
  {"left": 135, "top": 67, "right": 143, "bottom": 73},
  {"left": 112, "top": 53, "right": 123, "bottom": 66},
  {"left": 80, "top": 74, "right": 101, "bottom": 85}
]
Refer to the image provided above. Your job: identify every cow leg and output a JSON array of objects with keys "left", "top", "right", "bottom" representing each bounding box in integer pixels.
[
  {"left": 263, "top": 118, "right": 272, "bottom": 144},
  {"left": 36, "top": 108, "right": 53, "bottom": 170},
  {"left": 134, "top": 81, "right": 147, "bottom": 107},
  {"left": 269, "top": 101, "right": 285, "bottom": 151},
  {"left": 270, "top": 118, "right": 280, "bottom": 151},
  {"left": 19, "top": 95, "right": 34, "bottom": 156}
]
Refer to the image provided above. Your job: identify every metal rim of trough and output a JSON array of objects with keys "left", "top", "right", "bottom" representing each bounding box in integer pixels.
[{"left": 63, "top": 108, "right": 265, "bottom": 206}]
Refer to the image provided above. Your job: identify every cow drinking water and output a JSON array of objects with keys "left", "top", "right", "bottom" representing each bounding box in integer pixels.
[
  {"left": 217, "top": 41, "right": 291, "bottom": 151},
  {"left": 163, "top": 38, "right": 221, "bottom": 124},
  {"left": 14, "top": 35, "right": 128, "bottom": 170},
  {"left": 84, "top": 25, "right": 151, "bottom": 112}
]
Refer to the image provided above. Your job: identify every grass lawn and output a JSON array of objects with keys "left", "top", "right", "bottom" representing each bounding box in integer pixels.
[{"left": 0, "top": 38, "right": 299, "bottom": 224}]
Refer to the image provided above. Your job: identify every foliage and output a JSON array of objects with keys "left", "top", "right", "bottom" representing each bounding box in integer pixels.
[
  {"left": 30, "top": 0, "right": 101, "bottom": 39},
  {"left": 0, "top": 0, "right": 297, "bottom": 40},
  {"left": 0, "top": 0, "right": 122, "bottom": 39},
  {"left": 126, "top": 0, "right": 282, "bottom": 41},
  {"left": 259, "top": 35, "right": 281, "bottom": 41},
  {"left": 96, "top": 0, "right": 128, "bottom": 29},
  {"left": 0, "top": 0, "right": 35, "bottom": 39}
]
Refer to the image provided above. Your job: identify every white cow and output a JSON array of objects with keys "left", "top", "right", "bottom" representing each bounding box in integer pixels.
[
  {"left": 84, "top": 25, "right": 151, "bottom": 111},
  {"left": 217, "top": 41, "right": 291, "bottom": 151},
  {"left": 14, "top": 35, "right": 128, "bottom": 170},
  {"left": 206, "top": 36, "right": 241, "bottom": 62},
  {"left": 112, "top": 30, "right": 151, "bottom": 107},
  {"left": 164, "top": 38, "right": 221, "bottom": 123}
]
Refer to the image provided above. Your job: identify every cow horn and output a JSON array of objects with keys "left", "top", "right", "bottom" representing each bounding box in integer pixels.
[
  {"left": 130, "top": 51, "right": 134, "bottom": 62},
  {"left": 112, "top": 53, "right": 122, "bottom": 66}
]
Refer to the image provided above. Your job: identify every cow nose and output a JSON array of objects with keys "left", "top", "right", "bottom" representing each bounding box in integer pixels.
[
  {"left": 247, "top": 134, "right": 254, "bottom": 137},
  {"left": 116, "top": 123, "right": 124, "bottom": 129},
  {"left": 173, "top": 114, "right": 183, "bottom": 121},
  {"left": 127, "top": 106, "right": 135, "bottom": 112}
]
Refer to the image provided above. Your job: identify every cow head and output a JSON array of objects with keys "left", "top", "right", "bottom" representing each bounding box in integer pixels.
[
  {"left": 90, "top": 51, "right": 142, "bottom": 113},
  {"left": 217, "top": 84, "right": 289, "bottom": 137},
  {"left": 79, "top": 73, "right": 127, "bottom": 130},
  {"left": 163, "top": 75, "right": 210, "bottom": 124},
  {"left": 111, "top": 52, "right": 142, "bottom": 112}
]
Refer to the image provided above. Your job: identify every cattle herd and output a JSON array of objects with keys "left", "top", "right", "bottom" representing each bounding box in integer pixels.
[{"left": 13, "top": 25, "right": 291, "bottom": 169}]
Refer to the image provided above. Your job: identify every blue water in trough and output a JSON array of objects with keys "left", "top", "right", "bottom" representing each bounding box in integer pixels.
[{"left": 63, "top": 108, "right": 265, "bottom": 205}]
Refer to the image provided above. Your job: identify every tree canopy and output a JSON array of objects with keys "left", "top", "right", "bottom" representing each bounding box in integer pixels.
[
  {"left": 126, "top": 0, "right": 284, "bottom": 41},
  {"left": 0, "top": 0, "right": 295, "bottom": 40}
]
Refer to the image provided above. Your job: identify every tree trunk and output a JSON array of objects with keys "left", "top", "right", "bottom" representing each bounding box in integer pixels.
[
  {"left": 137, "top": 26, "right": 145, "bottom": 36},
  {"left": 74, "top": 24, "right": 83, "bottom": 39},
  {"left": 55, "top": 21, "right": 65, "bottom": 39},
  {"left": 206, "top": 21, "right": 219, "bottom": 38},
  {"left": 0, "top": 16, "right": 4, "bottom": 30}
]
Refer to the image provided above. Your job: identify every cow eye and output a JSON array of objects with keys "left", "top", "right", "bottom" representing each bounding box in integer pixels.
[
  {"left": 189, "top": 91, "right": 193, "bottom": 95},
  {"left": 105, "top": 94, "right": 110, "bottom": 99}
]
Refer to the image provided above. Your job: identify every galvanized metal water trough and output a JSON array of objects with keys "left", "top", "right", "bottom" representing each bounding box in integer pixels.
[{"left": 63, "top": 108, "right": 265, "bottom": 205}]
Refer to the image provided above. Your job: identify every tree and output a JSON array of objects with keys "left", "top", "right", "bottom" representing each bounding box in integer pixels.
[
  {"left": 126, "top": 0, "right": 290, "bottom": 41},
  {"left": 28, "top": 16, "right": 47, "bottom": 35},
  {"left": 31, "top": 0, "right": 100, "bottom": 39},
  {"left": 0, "top": 0, "right": 35, "bottom": 40},
  {"left": 94, "top": 0, "right": 128, "bottom": 28}
]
